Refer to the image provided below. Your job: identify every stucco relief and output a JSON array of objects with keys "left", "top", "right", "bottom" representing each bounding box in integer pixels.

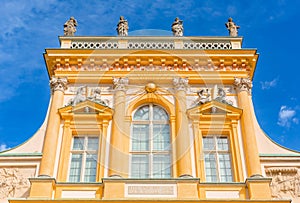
[
  {"left": 0, "top": 168, "right": 34, "bottom": 200},
  {"left": 266, "top": 167, "right": 300, "bottom": 200},
  {"left": 193, "top": 85, "right": 233, "bottom": 106},
  {"left": 66, "top": 86, "right": 110, "bottom": 106}
]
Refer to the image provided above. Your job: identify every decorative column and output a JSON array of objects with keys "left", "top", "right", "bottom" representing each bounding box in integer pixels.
[
  {"left": 39, "top": 77, "right": 68, "bottom": 177},
  {"left": 108, "top": 77, "right": 129, "bottom": 177},
  {"left": 99, "top": 120, "right": 109, "bottom": 179},
  {"left": 57, "top": 119, "right": 72, "bottom": 181},
  {"left": 234, "top": 77, "right": 262, "bottom": 178},
  {"left": 173, "top": 77, "right": 192, "bottom": 177}
]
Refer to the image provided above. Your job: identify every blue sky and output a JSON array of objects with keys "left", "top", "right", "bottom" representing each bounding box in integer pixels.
[{"left": 0, "top": 0, "right": 299, "bottom": 152}]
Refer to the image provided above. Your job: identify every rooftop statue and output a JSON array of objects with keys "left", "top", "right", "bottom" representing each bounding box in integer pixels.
[
  {"left": 225, "top": 17, "right": 240, "bottom": 37},
  {"left": 64, "top": 16, "right": 77, "bottom": 36},
  {"left": 117, "top": 16, "right": 129, "bottom": 36},
  {"left": 172, "top": 17, "right": 183, "bottom": 37}
]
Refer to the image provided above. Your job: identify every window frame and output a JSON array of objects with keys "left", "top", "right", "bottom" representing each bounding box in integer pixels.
[
  {"left": 202, "top": 135, "right": 233, "bottom": 183},
  {"left": 129, "top": 104, "right": 172, "bottom": 178},
  {"left": 68, "top": 135, "right": 99, "bottom": 182}
]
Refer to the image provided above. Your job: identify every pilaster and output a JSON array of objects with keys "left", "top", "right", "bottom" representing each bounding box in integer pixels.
[
  {"left": 39, "top": 77, "right": 68, "bottom": 177},
  {"left": 234, "top": 77, "right": 261, "bottom": 178},
  {"left": 99, "top": 121, "right": 109, "bottom": 179},
  {"left": 108, "top": 77, "right": 129, "bottom": 177},
  {"left": 173, "top": 77, "right": 192, "bottom": 177}
]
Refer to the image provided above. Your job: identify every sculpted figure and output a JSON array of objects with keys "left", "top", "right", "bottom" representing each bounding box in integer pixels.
[
  {"left": 69, "top": 86, "right": 86, "bottom": 106},
  {"left": 172, "top": 17, "right": 183, "bottom": 37},
  {"left": 197, "top": 89, "right": 211, "bottom": 105},
  {"left": 64, "top": 16, "right": 77, "bottom": 36},
  {"left": 225, "top": 17, "right": 240, "bottom": 37},
  {"left": 88, "top": 88, "right": 107, "bottom": 106},
  {"left": 117, "top": 16, "right": 129, "bottom": 36}
]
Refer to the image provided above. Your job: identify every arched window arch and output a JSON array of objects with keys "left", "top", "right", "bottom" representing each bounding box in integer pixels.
[{"left": 130, "top": 104, "right": 171, "bottom": 178}]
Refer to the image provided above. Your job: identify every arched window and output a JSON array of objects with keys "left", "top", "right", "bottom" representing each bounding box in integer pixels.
[{"left": 130, "top": 104, "right": 171, "bottom": 178}]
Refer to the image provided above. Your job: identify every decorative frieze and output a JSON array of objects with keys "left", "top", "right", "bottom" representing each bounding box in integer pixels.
[
  {"left": 173, "top": 77, "right": 188, "bottom": 92},
  {"left": 53, "top": 63, "right": 249, "bottom": 72},
  {"left": 233, "top": 77, "right": 252, "bottom": 94},
  {"left": 265, "top": 167, "right": 300, "bottom": 200},
  {"left": 50, "top": 77, "right": 68, "bottom": 93},
  {"left": 0, "top": 168, "right": 31, "bottom": 199}
]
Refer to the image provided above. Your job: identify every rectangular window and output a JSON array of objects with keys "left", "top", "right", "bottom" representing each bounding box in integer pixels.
[
  {"left": 69, "top": 136, "right": 99, "bottom": 182},
  {"left": 132, "top": 124, "right": 149, "bottom": 151},
  {"left": 203, "top": 136, "right": 233, "bottom": 182},
  {"left": 131, "top": 154, "right": 149, "bottom": 178}
]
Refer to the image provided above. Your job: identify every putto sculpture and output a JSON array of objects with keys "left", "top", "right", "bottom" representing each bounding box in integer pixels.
[
  {"left": 225, "top": 17, "right": 240, "bottom": 37},
  {"left": 171, "top": 17, "right": 183, "bottom": 37},
  {"left": 117, "top": 16, "right": 129, "bottom": 36},
  {"left": 64, "top": 16, "right": 77, "bottom": 36}
]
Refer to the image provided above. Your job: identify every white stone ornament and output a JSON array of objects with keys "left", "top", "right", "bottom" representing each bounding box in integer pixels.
[
  {"left": 173, "top": 77, "right": 188, "bottom": 91},
  {"left": 50, "top": 77, "right": 68, "bottom": 93}
]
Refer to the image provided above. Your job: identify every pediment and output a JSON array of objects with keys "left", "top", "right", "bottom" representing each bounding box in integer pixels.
[
  {"left": 187, "top": 100, "right": 242, "bottom": 119},
  {"left": 59, "top": 100, "right": 113, "bottom": 118}
]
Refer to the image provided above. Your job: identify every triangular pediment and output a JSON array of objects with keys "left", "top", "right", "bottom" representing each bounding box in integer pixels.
[
  {"left": 187, "top": 100, "right": 242, "bottom": 119},
  {"left": 59, "top": 100, "right": 113, "bottom": 116}
]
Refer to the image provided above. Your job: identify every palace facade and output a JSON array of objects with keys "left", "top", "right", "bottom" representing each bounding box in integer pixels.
[{"left": 1, "top": 18, "right": 300, "bottom": 203}]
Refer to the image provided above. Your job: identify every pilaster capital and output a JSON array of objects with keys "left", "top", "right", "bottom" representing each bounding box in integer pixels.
[
  {"left": 234, "top": 77, "right": 252, "bottom": 94},
  {"left": 113, "top": 77, "right": 129, "bottom": 91},
  {"left": 50, "top": 77, "right": 68, "bottom": 93},
  {"left": 173, "top": 77, "right": 188, "bottom": 92}
]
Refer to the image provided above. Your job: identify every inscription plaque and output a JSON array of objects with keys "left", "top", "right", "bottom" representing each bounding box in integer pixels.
[{"left": 125, "top": 184, "right": 177, "bottom": 198}]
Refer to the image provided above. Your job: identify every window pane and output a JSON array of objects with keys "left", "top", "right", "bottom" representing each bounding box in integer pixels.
[
  {"left": 153, "top": 106, "right": 168, "bottom": 120},
  {"left": 203, "top": 137, "right": 215, "bottom": 150},
  {"left": 69, "top": 154, "right": 82, "bottom": 182},
  {"left": 131, "top": 155, "right": 149, "bottom": 178},
  {"left": 73, "top": 137, "right": 84, "bottom": 150},
  {"left": 217, "top": 137, "right": 229, "bottom": 151},
  {"left": 219, "top": 154, "right": 232, "bottom": 182},
  {"left": 84, "top": 154, "right": 97, "bottom": 182},
  {"left": 153, "top": 124, "right": 170, "bottom": 151},
  {"left": 87, "top": 137, "right": 99, "bottom": 150},
  {"left": 133, "top": 106, "right": 149, "bottom": 120},
  {"left": 132, "top": 124, "right": 149, "bottom": 151},
  {"left": 153, "top": 154, "right": 171, "bottom": 178},
  {"left": 204, "top": 153, "right": 217, "bottom": 182}
]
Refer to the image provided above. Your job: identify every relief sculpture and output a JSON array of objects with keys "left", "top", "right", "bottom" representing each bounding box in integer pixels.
[
  {"left": 266, "top": 167, "right": 300, "bottom": 200},
  {"left": 0, "top": 168, "right": 31, "bottom": 200}
]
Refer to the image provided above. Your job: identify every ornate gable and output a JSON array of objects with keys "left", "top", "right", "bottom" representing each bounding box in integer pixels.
[
  {"left": 187, "top": 100, "right": 242, "bottom": 121},
  {"left": 59, "top": 100, "right": 113, "bottom": 121}
]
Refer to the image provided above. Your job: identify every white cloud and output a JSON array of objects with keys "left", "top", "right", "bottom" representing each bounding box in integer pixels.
[
  {"left": 260, "top": 78, "right": 278, "bottom": 90},
  {"left": 0, "top": 144, "right": 9, "bottom": 152},
  {"left": 277, "top": 106, "right": 298, "bottom": 128}
]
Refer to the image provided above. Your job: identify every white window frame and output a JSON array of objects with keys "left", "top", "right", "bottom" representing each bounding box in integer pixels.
[
  {"left": 203, "top": 135, "right": 233, "bottom": 182},
  {"left": 68, "top": 135, "right": 99, "bottom": 182},
  {"left": 129, "top": 104, "right": 171, "bottom": 178}
]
